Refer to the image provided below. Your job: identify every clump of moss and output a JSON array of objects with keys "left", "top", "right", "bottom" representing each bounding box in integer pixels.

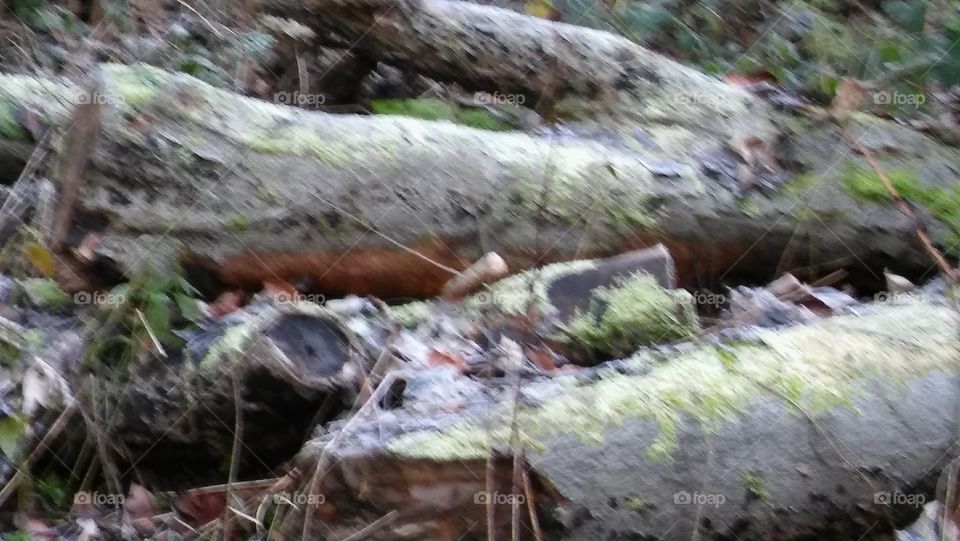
[
  {"left": 564, "top": 273, "right": 699, "bottom": 355},
  {"left": 248, "top": 126, "right": 352, "bottom": 166},
  {"left": 17, "top": 278, "right": 71, "bottom": 309},
  {"left": 0, "top": 100, "right": 28, "bottom": 141},
  {"left": 389, "top": 301, "right": 432, "bottom": 327},
  {"left": 741, "top": 470, "right": 767, "bottom": 500},
  {"left": 840, "top": 162, "right": 960, "bottom": 244},
  {"left": 371, "top": 98, "right": 453, "bottom": 121},
  {"left": 371, "top": 98, "right": 513, "bottom": 131},
  {"left": 390, "top": 277, "right": 958, "bottom": 464},
  {"left": 108, "top": 63, "right": 165, "bottom": 109},
  {"left": 456, "top": 108, "right": 513, "bottom": 131},
  {"left": 624, "top": 496, "right": 655, "bottom": 513},
  {"left": 840, "top": 162, "right": 924, "bottom": 203},
  {"left": 222, "top": 213, "right": 249, "bottom": 232}
]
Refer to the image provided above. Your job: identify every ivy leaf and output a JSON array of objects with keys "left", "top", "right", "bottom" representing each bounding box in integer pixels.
[
  {"left": 0, "top": 415, "right": 27, "bottom": 460},
  {"left": 18, "top": 279, "right": 71, "bottom": 308},
  {"left": 883, "top": 0, "right": 926, "bottom": 34},
  {"left": 145, "top": 292, "right": 171, "bottom": 341},
  {"left": 174, "top": 293, "right": 202, "bottom": 323}
]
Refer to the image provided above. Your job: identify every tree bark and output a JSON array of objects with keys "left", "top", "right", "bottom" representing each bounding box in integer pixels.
[
  {"left": 0, "top": 61, "right": 956, "bottom": 298},
  {"left": 292, "top": 301, "right": 960, "bottom": 540}
]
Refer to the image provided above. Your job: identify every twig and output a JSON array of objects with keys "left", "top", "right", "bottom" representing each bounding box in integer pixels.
[
  {"left": 0, "top": 402, "right": 77, "bottom": 506},
  {"left": 485, "top": 444, "right": 496, "bottom": 541},
  {"left": 222, "top": 370, "right": 244, "bottom": 540},
  {"left": 175, "top": 0, "right": 237, "bottom": 38},
  {"left": 355, "top": 326, "right": 400, "bottom": 412},
  {"left": 441, "top": 252, "right": 508, "bottom": 300},
  {"left": 508, "top": 353, "right": 523, "bottom": 541},
  {"left": 341, "top": 510, "right": 400, "bottom": 541},
  {"left": 50, "top": 72, "right": 102, "bottom": 252},
  {"left": 845, "top": 129, "right": 959, "bottom": 284},
  {"left": 184, "top": 478, "right": 280, "bottom": 496},
  {"left": 310, "top": 191, "right": 463, "bottom": 277},
  {"left": 299, "top": 371, "right": 401, "bottom": 540},
  {"left": 136, "top": 308, "right": 167, "bottom": 358},
  {"left": 521, "top": 465, "right": 543, "bottom": 541}
]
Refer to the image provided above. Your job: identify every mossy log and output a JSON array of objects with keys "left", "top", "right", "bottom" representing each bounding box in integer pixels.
[
  {"left": 112, "top": 301, "right": 361, "bottom": 487},
  {"left": 293, "top": 301, "right": 960, "bottom": 540},
  {"left": 0, "top": 61, "right": 957, "bottom": 298}
]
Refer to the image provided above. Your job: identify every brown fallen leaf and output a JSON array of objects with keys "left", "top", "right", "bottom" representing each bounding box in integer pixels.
[
  {"left": 208, "top": 290, "right": 247, "bottom": 317},
  {"left": 17, "top": 516, "right": 57, "bottom": 541},
  {"left": 262, "top": 278, "right": 298, "bottom": 303},
  {"left": 527, "top": 346, "right": 559, "bottom": 374},
  {"left": 427, "top": 349, "right": 469, "bottom": 373},
  {"left": 175, "top": 491, "right": 226, "bottom": 529},
  {"left": 72, "top": 233, "right": 102, "bottom": 263},
  {"left": 724, "top": 71, "right": 777, "bottom": 87},
  {"left": 830, "top": 77, "right": 866, "bottom": 120},
  {"left": 24, "top": 241, "right": 57, "bottom": 278},
  {"left": 124, "top": 482, "right": 158, "bottom": 535}
]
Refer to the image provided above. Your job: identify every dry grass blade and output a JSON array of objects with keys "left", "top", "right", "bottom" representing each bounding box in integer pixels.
[
  {"left": 0, "top": 402, "right": 77, "bottom": 506},
  {"left": 221, "top": 371, "right": 244, "bottom": 540},
  {"left": 341, "top": 510, "right": 400, "bottom": 541},
  {"left": 298, "top": 342, "right": 402, "bottom": 540}
]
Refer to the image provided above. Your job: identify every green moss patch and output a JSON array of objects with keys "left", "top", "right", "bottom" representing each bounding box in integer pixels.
[
  {"left": 371, "top": 99, "right": 514, "bottom": 131},
  {"left": 108, "top": 63, "right": 166, "bottom": 110},
  {"left": 564, "top": 273, "right": 699, "bottom": 355},
  {"left": 0, "top": 100, "right": 28, "bottom": 141},
  {"left": 388, "top": 303, "right": 959, "bottom": 461},
  {"left": 840, "top": 162, "right": 960, "bottom": 242}
]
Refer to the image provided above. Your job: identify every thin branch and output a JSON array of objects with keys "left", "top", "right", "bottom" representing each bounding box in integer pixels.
[
  {"left": 845, "top": 129, "right": 959, "bottom": 284},
  {"left": 222, "top": 370, "right": 245, "bottom": 540},
  {"left": 0, "top": 403, "right": 77, "bottom": 506},
  {"left": 341, "top": 510, "right": 400, "bottom": 541}
]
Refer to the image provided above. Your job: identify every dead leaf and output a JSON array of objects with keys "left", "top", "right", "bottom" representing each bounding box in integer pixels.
[
  {"left": 21, "top": 516, "right": 57, "bottom": 541},
  {"left": 72, "top": 233, "right": 102, "bottom": 263},
  {"left": 75, "top": 518, "right": 99, "bottom": 541},
  {"left": 209, "top": 291, "right": 246, "bottom": 317},
  {"left": 24, "top": 242, "right": 57, "bottom": 279},
  {"left": 427, "top": 349, "right": 469, "bottom": 373},
  {"left": 724, "top": 71, "right": 776, "bottom": 87},
  {"left": 830, "top": 77, "right": 866, "bottom": 119},
  {"left": 524, "top": 0, "right": 561, "bottom": 19},
  {"left": 124, "top": 483, "right": 158, "bottom": 534},
  {"left": 884, "top": 268, "right": 915, "bottom": 293},
  {"left": 262, "top": 279, "right": 298, "bottom": 303},
  {"left": 527, "top": 347, "right": 559, "bottom": 373},
  {"left": 175, "top": 491, "right": 226, "bottom": 528}
]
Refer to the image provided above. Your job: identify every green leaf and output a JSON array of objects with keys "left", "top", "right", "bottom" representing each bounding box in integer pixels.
[
  {"left": 105, "top": 283, "right": 131, "bottom": 309},
  {"left": 883, "top": 0, "right": 926, "bottom": 34},
  {"left": 0, "top": 415, "right": 27, "bottom": 460},
  {"left": 145, "top": 292, "right": 172, "bottom": 341},
  {"left": 174, "top": 275, "right": 200, "bottom": 296},
  {"left": 175, "top": 293, "right": 203, "bottom": 323},
  {"left": 18, "top": 279, "right": 71, "bottom": 308}
]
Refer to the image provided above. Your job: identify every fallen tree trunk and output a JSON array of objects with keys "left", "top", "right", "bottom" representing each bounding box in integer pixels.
[
  {"left": 268, "top": 0, "right": 769, "bottom": 136},
  {"left": 0, "top": 63, "right": 957, "bottom": 298},
  {"left": 291, "top": 301, "right": 960, "bottom": 540}
]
